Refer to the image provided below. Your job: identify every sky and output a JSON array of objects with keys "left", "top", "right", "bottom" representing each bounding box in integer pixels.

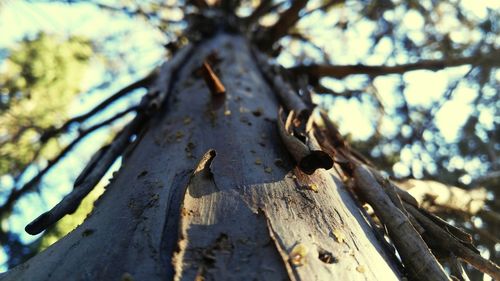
[{"left": 0, "top": 0, "right": 498, "bottom": 274}]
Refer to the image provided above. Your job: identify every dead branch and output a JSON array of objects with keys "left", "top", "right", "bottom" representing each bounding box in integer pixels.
[
  {"left": 397, "top": 179, "right": 487, "bottom": 216},
  {"left": 94, "top": 2, "right": 180, "bottom": 26},
  {"left": 25, "top": 110, "right": 147, "bottom": 235},
  {"left": 0, "top": 106, "right": 138, "bottom": 218},
  {"left": 446, "top": 254, "right": 471, "bottom": 281},
  {"left": 24, "top": 43, "right": 195, "bottom": 235},
  {"left": 470, "top": 224, "right": 500, "bottom": 244},
  {"left": 479, "top": 209, "right": 500, "bottom": 225},
  {"left": 186, "top": 0, "right": 209, "bottom": 10},
  {"left": 405, "top": 203, "right": 500, "bottom": 280},
  {"left": 353, "top": 164, "right": 449, "bottom": 280},
  {"left": 315, "top": 110, "right": 373, "bottom": 166},
  {"left": 150, "top": 45, "right": 195, "bottom": 108},
  {"left": 289, "top": 53, "right": 500, "bottom": 80},
  {"left": 472, "top": 170, "right": 500, "bottom": 185},
  {"left": 255, "top": 0, "right": 308, "bottom": 51},
  {"left": 288, "top": 32, "right": 330, "bottom": 62},
  {"left": 243, "top": 0, "right": 281, "bottom": 27},
  {"left": 369, "top": 168, "right": 419, "bottom": 208},
  {"left": 73, "top": 144, "right": 110, "bottom": 188},
  {"left": 371, "top": 171, "right": 426, "bottom": 235},
  {"left": 314, "top": 112, "right": 500, "bottom": 279},
  {"left": 40, "top": 73, "right": 155, "bottom": 143},
  {"left": 252, "top": 48, "right": 309, "bottom": 115}
]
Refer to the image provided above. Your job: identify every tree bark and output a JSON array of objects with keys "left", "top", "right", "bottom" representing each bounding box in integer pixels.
[{"left": 0, "top": 33, "right": 403, "bottom": 281}]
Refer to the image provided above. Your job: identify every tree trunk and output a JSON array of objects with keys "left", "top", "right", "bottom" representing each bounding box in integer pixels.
[{"left": 0, "top": 33, "right": 403, "bottom": 281}]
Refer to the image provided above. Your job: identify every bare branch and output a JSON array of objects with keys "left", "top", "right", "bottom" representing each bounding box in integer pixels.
[
  {"left": 0, "top": 106, "right": 138, "bottom": 218},
  {"left": 40, "top": 73, "right": 155, "bottom": 143},
  {"left": 244, "top": 0, "right": 285, "bottom": 28},
  {"left": 470, "top": 224, "right": 500, "bottom": 244},
  {"left": 25, "top": 109, "right": 147, "bottom": 235},
  {"left": 23, "top": 43, "right": 195, "bottom": 235},
  {"left": 289, "top": 53, "right": 500, "bottom": 80},
  {"left": 405, "top": 203, "right": 500, "bottom": 280},
  {"left": 301, "top": 0, "right": 345, "bottom": 18},
  {"left": 397, "top": 179, "right": 487, "bottom": 216},
  {"left": 252, "top": 47, "right": 309, "bottom": 114},
  {"left": 472, "top": 170, "right": 500, "bottom": 185},
  {"left": 312, "top": 113, "right": 492, "bottom": 280},
  {"left": 446, "top": 254, "right": 471, "bottom": 281},
  {"left": 93, "top": 2, "right": 180, "bottom": 27},
  {"left": 353, "top": 165, "right": 449, "bottom": 281},
  {"left": 255, "top": 0, "right": 308, "bottom": 51},
  {"left": 186, "top": 0, "right": 209, "bottom": 10},
  {"left": 288, "top": 32, "right": 330, "bottom": 61},
  {"left": 245, "top": 0, "right": 275, "bottom": 24}
]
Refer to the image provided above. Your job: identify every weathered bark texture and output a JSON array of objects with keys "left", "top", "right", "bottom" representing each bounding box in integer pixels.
[{"left": 0, "top": 34, "right": 402, "bottom": 281}]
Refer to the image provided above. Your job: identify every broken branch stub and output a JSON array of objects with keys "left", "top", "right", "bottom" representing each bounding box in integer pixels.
[
  {"left": 201, "top": 60, "right": 226, "bottom": 96},
  {"left": 277, "top": 108, "right": 332, "bottom": 175}
]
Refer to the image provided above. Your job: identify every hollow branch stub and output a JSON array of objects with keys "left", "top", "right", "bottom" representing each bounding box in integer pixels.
[{"left": 277, "top": 108, "right": 332, "bottom": 175}]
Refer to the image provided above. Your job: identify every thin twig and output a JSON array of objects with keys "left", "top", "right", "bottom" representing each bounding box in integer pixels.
[
  {"left": 288, "top": 32, "right": 330, "bottom": 62},
  {"left": 24, "top": 43, "right": 195, "bottom": 235},
  {"left": 243, "top": 0, "right": 277, "bottom": 26},
  {"left": 446, "top": 254, "right": 471, "bottom": 281},
  {"left": 405, "top": 203, "right": 500, "bottom": 280},
  {"left": 353, "top": 164, "right": 449, "bottom": 281},
  {"left": 94, "top": 2, "right": 180, "bottom": 27},
  {"left": 289, "top": 53, "right": 500, "bottom": 80},
  {"left": 255, "top": 0, "right": 308, "bottom": 51},
  {"left": 40, "top": 73, "right": 155, "bottom": 142},
  {"left": 301, "top": 0, "right": 345, "bottom": 18},
  {"left": 0, "top": 106, "right": 138, "bottom": 217},
  {"left": 25, "top": 109, "right": 148, "bottom": 235}
]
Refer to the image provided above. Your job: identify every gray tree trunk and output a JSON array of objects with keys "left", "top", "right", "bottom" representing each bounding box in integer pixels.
[{"left": 1, "top": 33, "right": 403, "bottom": 281}]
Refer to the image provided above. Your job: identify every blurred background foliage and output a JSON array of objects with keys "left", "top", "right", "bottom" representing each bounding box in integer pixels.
[
  {"left": 0, "top": 33, "right": 92, "bottom": 176},
  {"left": 0, "top": 0, "right": 498, "bottom": 279},
  {"left": 0, "top": 31, "right": 95, "bottom": 267}
]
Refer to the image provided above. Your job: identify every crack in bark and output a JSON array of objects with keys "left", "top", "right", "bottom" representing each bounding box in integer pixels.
[{"left": 262, "top": 210, "right": 299, "bottom": 281}]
